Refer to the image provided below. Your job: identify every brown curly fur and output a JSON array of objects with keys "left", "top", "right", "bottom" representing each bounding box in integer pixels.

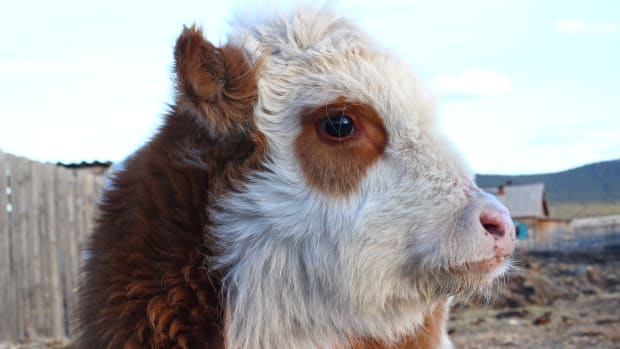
[{"left": 74, "top": 27, "right": 266, "bottom": 349}]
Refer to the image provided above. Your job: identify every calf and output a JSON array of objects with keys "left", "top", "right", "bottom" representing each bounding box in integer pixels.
[{"left": 76, "top": 6, "right": 515, "bottom": 349}]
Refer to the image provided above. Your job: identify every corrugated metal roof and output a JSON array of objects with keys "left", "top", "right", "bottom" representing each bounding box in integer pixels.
[{"left": 484, "top": 183, "right": 548, "bottom": 219}]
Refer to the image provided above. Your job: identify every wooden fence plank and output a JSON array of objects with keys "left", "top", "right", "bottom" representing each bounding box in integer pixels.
[
  {"left": 8, "top": 155, "right": 27, "bottom": 339},
  {"left": 74, "top": 172, "right": 86, "bottom": 276},
  {"left": 46, "top": 165, "right": 64, "bottom": 338},
  {"left": 38, "top": 163, "right": 52, "bottom": 338},
  {"left": 28, "top": 161, "right": 44, "bottom": 337},
  {"left": 55, "top": 165, "right": 73, "bottom": 338},
  {"left": 20, "top": 158, "right": 34, "bottom": 339},
  {"left": 83, "top": 172, "right": 95, "bottom": 244},
  {"left": 77, "top": 171, "right": 92, "bottom": 262},
  {"left": 0, "top": 151, "right": 15, "bottom": 341},
  {"left": 63, "top": 167, "right": 80, "bottom": 338},
  {"left": 75, "top": 172, "right": 85, "bottom": 257}
]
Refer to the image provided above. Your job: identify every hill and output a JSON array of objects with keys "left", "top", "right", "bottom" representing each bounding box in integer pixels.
[{"left": 476, "top": 159, "right": 620, "bottom": 218}]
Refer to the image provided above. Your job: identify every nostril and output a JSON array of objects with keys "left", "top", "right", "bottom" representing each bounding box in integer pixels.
[
  {"left": 482, "top": 223, "right": 505, "bottom": 238},
  {"left": 480, "top": 213, "right": 507, "bottom": 238}
]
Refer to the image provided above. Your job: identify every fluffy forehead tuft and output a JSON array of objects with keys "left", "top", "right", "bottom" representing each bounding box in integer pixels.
[
  {"left": 228, "top": 4, "right": 375, "bottom": 60},
  {"left": 228, "top": 4, "right": 440, "bottom": 134}
]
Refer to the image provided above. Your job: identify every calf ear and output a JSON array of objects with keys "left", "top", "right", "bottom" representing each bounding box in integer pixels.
[{"left": 174, "top": 25, "right": 258, "bottom": 137}]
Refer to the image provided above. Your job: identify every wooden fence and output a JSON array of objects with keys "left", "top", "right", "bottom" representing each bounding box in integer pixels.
[
  {"left": 0, "top": 151, "right": 104, "bottom": 343},
  {"left": 518, "top": 215, "right": 620, "bottom": 252}
]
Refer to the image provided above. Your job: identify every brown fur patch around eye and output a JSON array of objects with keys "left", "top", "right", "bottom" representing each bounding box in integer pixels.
[{"left": 294, "top": 98, "right": 388, "bottom": 197}]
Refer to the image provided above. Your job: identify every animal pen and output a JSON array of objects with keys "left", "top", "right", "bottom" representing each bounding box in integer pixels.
[
  {"left": 0, "top": 151, "right": 103, "bottom": 343},
  {"left": 1, "top": 150, "right": 619, "bottom": 344}
]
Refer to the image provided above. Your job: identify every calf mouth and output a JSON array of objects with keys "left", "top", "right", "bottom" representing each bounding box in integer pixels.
[{"left": 460, "top": 255, "right": 513, "bottom": 275}]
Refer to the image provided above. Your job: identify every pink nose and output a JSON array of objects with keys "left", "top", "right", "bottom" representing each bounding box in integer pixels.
[{"left": 480, "top": 207, "right": 516, "bottom": 257}]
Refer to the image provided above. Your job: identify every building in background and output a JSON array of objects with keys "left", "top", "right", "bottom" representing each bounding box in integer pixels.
[{"left": 484, "top": 182, "right": 571, "bottom": 238}]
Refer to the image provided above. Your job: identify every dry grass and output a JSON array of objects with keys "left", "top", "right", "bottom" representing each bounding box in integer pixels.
[{"left": 549, "top": 202, "right": 620, "bottom": 219}]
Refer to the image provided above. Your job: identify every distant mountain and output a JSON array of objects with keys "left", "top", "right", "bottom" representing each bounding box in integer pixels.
[{"left": 476, "top": 159, "right": 620, "bottom": 218}]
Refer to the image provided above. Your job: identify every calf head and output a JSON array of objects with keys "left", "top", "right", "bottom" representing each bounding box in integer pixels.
[
  {"left": 81, "top": 7, "right": 515, "bottom": 349},
  {"left": 171, "top": 7, "right": 516, "bottom": 349}
]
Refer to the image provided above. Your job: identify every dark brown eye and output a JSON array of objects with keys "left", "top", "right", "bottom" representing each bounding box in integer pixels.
[{"left": 319, "top": 115, "right": 356, "bottom": 140}]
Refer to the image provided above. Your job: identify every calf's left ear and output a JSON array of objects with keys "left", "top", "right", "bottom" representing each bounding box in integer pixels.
[{"left": 174, "top": 25, "right": 258, "bottom": 137}]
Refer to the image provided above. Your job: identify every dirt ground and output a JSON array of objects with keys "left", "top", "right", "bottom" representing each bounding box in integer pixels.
[
  {"left": 3, "top": 247, "right": 619, "bottom": 349},
  {"left": 451, "top": 247, "right": 620, "bottom": 349}
]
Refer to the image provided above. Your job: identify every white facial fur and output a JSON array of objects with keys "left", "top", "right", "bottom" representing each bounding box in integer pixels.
[{"left": 213, "top": 5, "right": 511, "bottom": 349}]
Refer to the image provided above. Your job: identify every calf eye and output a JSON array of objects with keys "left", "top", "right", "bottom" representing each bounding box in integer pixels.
[{"left": 319, "top": 116, "right": 356, "bottom": 140}]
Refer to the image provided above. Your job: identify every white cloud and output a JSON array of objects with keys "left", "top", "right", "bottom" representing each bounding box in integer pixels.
[
  {"left": 554, "top": 19, "right": 618, "bottom": 34},
  {"left": 433, "top": 68, "right": 512, "bottom": 97},
  {"left": 438, "top": 95, "right": 620, "bottom": 174}
]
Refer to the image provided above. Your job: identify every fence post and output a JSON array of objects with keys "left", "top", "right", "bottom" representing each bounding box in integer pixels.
[
  {"left": 46, "top": 165, "right": 64, "bottom": 338},
  {"left": 62, "top": 167, "right": 78, "bottom": 338},
  {"left": 28, "top": 161, "right": 44, "bottom": 336},
  {"left": 9, "top": 155, "right": 29, "bottom": 339},
  {"left": 0, "top": 151, "right": 16, "bottom": 342}
]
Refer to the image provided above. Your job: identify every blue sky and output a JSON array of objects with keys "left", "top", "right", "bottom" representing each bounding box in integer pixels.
[{"left": 1, "top": 0, "right": 618, "bottom": 174}]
